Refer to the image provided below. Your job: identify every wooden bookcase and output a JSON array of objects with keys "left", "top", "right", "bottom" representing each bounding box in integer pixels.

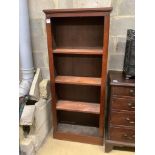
[{"left": 43, "top": 8, "right": 112, "bottom": 145}]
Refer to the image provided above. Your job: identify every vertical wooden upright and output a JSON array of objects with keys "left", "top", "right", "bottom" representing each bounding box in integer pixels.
[
  {"left": 44, "top": 8, "right": 112, "bottom": 145},
  {"left": 99, "top": 15, "right": 110, "bottom": 136}
]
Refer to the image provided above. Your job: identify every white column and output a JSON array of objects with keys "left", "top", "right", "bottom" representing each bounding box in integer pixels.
[{"left": 19, "top": 0, "right": 34, "bottom": 97}]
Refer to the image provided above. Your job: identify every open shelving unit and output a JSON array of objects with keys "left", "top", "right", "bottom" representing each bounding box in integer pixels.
[{"left": 43, "top": 7, "right": 112, "bottom": 145}]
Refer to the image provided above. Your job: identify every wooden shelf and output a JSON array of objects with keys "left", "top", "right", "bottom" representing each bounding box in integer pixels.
[
  {"left": 56, "top": 100, "right": 100, "bottom": 114},
  {"left": 53, "top": 48, "right": 103, "bottom": 55},
  {"left": 55, "top": 76, "right": 101, "bottom": 86}
]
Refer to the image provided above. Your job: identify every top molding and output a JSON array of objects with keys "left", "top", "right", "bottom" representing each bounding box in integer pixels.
[{"left": 43, "top": 7, "right": 113, "bottom": 18}]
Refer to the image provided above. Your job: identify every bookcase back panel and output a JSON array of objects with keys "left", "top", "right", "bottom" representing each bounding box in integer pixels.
[
  {"left": 56, "top": 84, "right": 100, "bottom": 103},
  {"left": 54, "top": 54, "right": 102, "bottom": 77},
  {"left": 57, "top": 111, "right": 99, "bottom": 127},
  {"left": 52, "top": 17, "right": 104, "bottom": 48}
]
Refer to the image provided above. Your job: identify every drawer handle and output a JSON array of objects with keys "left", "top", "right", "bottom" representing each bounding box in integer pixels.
[
  {"left": 123, "top": 134, "right": 128, "bottom": 137},
  {"left": 126, "top": 118, "right": 130, "bottom": 121},
  {"left": 128, "top": 103, "right": 132, "bottom": 106},
  {"left": 123, "top": 134, "right": 135, "bottom": 140},
  {"left": 129, "top": 89, "right": 134, "bottom": 95},
  {"left": 128, "top": 103, "right": 135, "bottom": 109},
  {"left": 126, "top": 118, "right": 135, "bottom": 124}
]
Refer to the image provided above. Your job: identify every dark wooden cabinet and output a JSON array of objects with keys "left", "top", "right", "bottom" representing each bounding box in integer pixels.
[
  {"left": 105, "top": 71, "right": 135, "bottom": 152},
  {"left": 43, "top": 8, "right": 112, "bottom": 145}
]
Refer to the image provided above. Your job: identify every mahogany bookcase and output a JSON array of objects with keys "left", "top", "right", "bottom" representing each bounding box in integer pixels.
[{"left": 43, "top": 7, "right": 112, "bottom": 145}]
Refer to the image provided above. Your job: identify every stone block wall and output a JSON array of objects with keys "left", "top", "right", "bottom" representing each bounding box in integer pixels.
[
  {"left": 28, "top": 0, "right": 135, "bottom": 79},
  {"left": 108, "top": 0, "right": 135, "bottom": 70}
]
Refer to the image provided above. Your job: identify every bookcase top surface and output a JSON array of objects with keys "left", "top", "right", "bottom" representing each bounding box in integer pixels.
[{"left": 43, "top": 7, "right": 112, "bottom": 17}]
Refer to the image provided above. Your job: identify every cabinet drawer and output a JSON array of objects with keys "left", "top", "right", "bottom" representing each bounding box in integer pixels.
[
  {"left": 109, "top": 127, "right": 135, "bottom": 143},
  {"left": 110, "top": 111, "right": 135, "bottom": 126},
  {"left": 112, "top": 86, "right": 135, "bottom": 97},
  {"left": 111, "top": 97, "right": 135, "bottom": 111}
]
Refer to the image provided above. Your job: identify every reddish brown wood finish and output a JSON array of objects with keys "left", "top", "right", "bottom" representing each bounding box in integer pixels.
[
  {"left": 55, "top": 76, "right": 101, "bottom": 86},
  {"left": 56, "top": 85, "right": 100, "bottom": 103},
  {"left": 112, "top": 86, "right": 135, "bottom": 97},
  {"left": 99, "top": 15, "right": 110, "bottom": 136},
  {"left": 56, "top": 100, "right": 100, "bottom": 114},
  {"left": 44, "top": 8, "right": 112, "bottom": 145},
  {"left": 110, "top": 111, "right": 135, "bottom": 127},
  {"left": 53, "top": 48, "right": 103, "bottom": 55},
  {"left": 109, "top": 126, "right": 135, "bottom": 143},
  {"left": 43, "top": 7, "right": 112, "bottom": 18},
  {"left": 111, "top": 97, "right": 135, "bottom": 111},
  {"left": 58, "top": 111, "right": 99, "bottom": 127},
  {"left": 54, "top": 55, "right": 102, "bottom": 77},
  {"left": 52, "top": 17, "right": 103, "bottom": 49},
  {"left": 43, "top": 7, "right": 112, "bottom": 14}
]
